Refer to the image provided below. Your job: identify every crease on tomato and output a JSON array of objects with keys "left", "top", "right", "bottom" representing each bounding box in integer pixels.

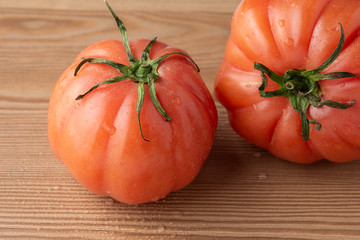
[
  {"left": 258, "top": 100, "right": 287, "bottom": 148},
  {"left": 224, "top": 37, "right": 255, "bottom": 72},
  {"left": 267, "top": 107, "right": 285, "bottom": 147},
  {"left": 268, "top": 0, "right": 331, "bottom": 72},
  {"left": 342, "top": 27, "right": 360, "bottom": 51},
  {"left": 101, "top": 83, "right": 136, "bottom": 196},
  {"left": 167, "top": 110, "right": 179, "bottom": 193},
  {"left": 231, "top": 0, "right": 282, "bottom": 72},
  {"left": 267, "top": 102, "right": 321, "bottom": 163},
  {"left": 170, "top": 80, "right": 215, "bottom": 190},
  {"left": 309, "top": 122, "right": 360, "bottom": 162},
  {"left": 158, "top": 62, "right": 217, "bottom": 125},
  {"left": 335, "top": 121, "right": 360, "bottom": 150},
  {"left": 143, "top": 77, "right": 180, "bottom": 193},
  {"left": 176, "top": 73, "right": 217, "bottom": 123},
  {"left": 51, "top": 64, "right": 88, "bottom": 162},
  {"left": 266, "top": 3, "right": 283, "bottom": 68},
  {"left": 306, "top": 78, "right": 360, "bottom": 161},
  {"left": 215, "top": 62, "right": 264, "bottom": 109},
  {"left": 326, "top": 33, "right": 360, "bottom": 74},
  {"left": 57, "top": 65, "right": 132, "bottom": 196},
  {"left": 104, "top": 92, "right": 174, "bottom": 203},
  {"left": 84, "top": 84, "right": 134, "bottom": 195},
  {"left": 306, "top": 0, "right": 360, "bottom": 69},
  {"left": 226, "top": 97, "right": 286, "bottom": 149},
  {"left": 309, "top": 103, "right": 360, "bottom": 141},
  {"left": 303, "top": 0, "right": 330, "bottom": 64}
]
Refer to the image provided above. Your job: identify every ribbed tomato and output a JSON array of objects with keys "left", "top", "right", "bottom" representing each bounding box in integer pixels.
[
  {"left": 215, "top": 0, "right": 360, "bottom": 163},
  {"left": 48, "top": 2, "right": 217, "bottom": 204}
]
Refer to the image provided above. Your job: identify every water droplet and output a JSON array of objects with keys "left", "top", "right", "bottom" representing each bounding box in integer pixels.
[
  {"left": 103, "top": 123, "right": 116, "bottom": 135},
  {"left": 285, "top": 37, "right": 294, "bottom": 46},
  {"left": 340, "top": 82, "right": 346, "bottom": 88},
  {"left": 173, "top": 96, "right": 181, "bottom": 105},
  {"left": 150, "top": 196, "right": 161, "bottom": 202},
  {"left": 327, "top": 26, "right": 339, "bottom": 33},
  {"left": 258, "top": 173, "right": 267, "bottom": 181},
  {"left": 344, "top": 125, "right": 352, "bottom": 136},
  {"left": 156, "top": 224, "right": 165, "bottom": 233},
  {"left": 109, "top": 126, "right": 116, "bottom": 135},
  {"left": 105, "top": 198, "right": 116, "bottom": 205},
  {"left": 75, "top": 103, "right": 80, "bottom": 109},
  {"left": 59, "top": 79, "right": 66, "bottom": 89},
  {"left": 254, "top": 152, "right": 262, "bottom": 158},
  {"left": 290, "top": 2, "right": 297, "bottom": 7},
  {"left": 138, "top": 217, "right": 146, "bottom": 223},
  {"left": 53, "top": 186, "right": 60, "bottom": 190},
  {"left": 278, "top": 19, "right": 285, "bottom": 27}
]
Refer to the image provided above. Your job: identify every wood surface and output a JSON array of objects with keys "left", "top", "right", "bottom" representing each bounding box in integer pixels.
[{"left": 1, "top": 0, "right": 360, "bottom": 239}]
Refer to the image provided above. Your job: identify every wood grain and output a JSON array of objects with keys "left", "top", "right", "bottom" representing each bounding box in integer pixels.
[{"left": 1, "top": 1, "right": 360, "bottom": 239}]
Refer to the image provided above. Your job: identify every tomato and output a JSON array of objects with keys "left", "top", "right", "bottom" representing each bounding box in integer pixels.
[
  {"left": 48, "top": 2, "right": 217, "bottom": 204},
  {"left": 215, "top": 0, "right": 360, "bottom": 163}
]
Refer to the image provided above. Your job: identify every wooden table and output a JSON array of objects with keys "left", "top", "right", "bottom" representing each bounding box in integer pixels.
[{"left": 1, "top": 0, "right": 360, "bottom": 239}]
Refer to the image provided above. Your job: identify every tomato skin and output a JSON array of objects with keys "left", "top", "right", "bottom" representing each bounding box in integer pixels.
[
  {"left": 215, "top": 0, "right": 360, "bottom": 163},
  {"left": 48, "top": 39, "right": 217, "bottom": 204}
]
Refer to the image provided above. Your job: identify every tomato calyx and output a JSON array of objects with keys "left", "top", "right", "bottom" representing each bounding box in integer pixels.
[
  {"left": 73, "top": 1, "right": 199, "bottom": 142},
  {"left": 254, "top": 23, "right": 357, "bottom": 141}
]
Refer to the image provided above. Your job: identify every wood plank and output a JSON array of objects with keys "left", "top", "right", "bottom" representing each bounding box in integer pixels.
[
  {"left": 0, "top": 0, "right": 240, "bottom": 13},
  {"left": 0, "top": 7, "right": 232, "bottom": 93}
]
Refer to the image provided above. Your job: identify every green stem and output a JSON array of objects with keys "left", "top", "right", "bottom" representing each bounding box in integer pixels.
[
  {"left": 74, "top": 0, "right": 200, "bottom": 141},
  {"left": 148, "top": 74, "right": 171, "bottom": 121},
  {"left": 254, "top": 62, "right": 285, "bottom": 85},
  {"left": 312, "top": 99, "right": 355, "bottom": 109},
  {"left": 254, "top": 23, "right": 357, "bottom": 141},
  {"left": 75, "top": 57, "right": 127, "bottom": 76},
  {"left": 153, "top": 52, "right": 200, "bottom": 72},
  {"left": 141, "top": 37, "right": 158, "bottom": 61},
  {"left": 315, "top": 23, "right": 344, "bottom": 72},
  {"left": 105, "top": 0, "right": 136, "bottom": 64},
  {"left": 136, "top": 82, "right": 149, "bottom": 142},
  {"left": 319, "top": 72, "right": 357, "bottom": 80},
  {"left": 76, "top": 75, "right": 128, "bottom": 100}
]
